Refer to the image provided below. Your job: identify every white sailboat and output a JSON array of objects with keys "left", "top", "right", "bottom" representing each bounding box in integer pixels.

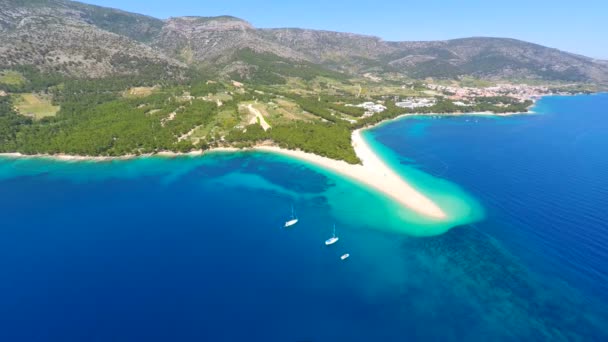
[
  {"left": 284, "top": 205, "right": 298, "bottom": 228},
  {"left": 325, "top": 224, "right": 339, "bottom": 245},
  {"left": 340, "top": 253, "right": 350, "bottom": 260}
]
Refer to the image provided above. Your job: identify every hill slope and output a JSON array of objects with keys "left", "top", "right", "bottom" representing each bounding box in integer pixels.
[
  {"left": 0, "top": 0, "right": 183, "bottom": 77},
  {"left": 0, "top": 0, "right": 607, "bottom": 83},
  {"left": 385, "top": 38, "right": 608, "bottom": 82}
]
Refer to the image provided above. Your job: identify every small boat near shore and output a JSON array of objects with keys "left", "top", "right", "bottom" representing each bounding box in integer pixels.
[
  {"left": 325, "top": 224, "right": 339, "bottom": 245},
  {"left": 284, "top": 205, "right": 298, "bottom": 228}
]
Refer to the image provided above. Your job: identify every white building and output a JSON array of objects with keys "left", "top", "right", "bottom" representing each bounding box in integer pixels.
[
  {"left": 348, "top": 102, "right": 387, "bottom": 117},
  {"left": 396, "top": 98, "right": 436, "bottom": 109}
]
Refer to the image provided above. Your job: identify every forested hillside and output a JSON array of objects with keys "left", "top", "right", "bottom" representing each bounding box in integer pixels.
[{"left": 0, "top": 0, "right": 605, "bottom": 163}]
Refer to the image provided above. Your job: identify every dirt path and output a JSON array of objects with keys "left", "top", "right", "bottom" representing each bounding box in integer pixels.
[{"left": 246, "top": 104, "right": 271, "bottom": 131}]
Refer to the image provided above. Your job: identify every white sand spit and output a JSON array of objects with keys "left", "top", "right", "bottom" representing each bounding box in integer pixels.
[{"left": 255, "top": 130, "right": 447, "bottom": 219}]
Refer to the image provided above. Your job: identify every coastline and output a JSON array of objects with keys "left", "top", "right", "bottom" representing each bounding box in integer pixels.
[
  {"left": 0, "top": 136, "right": 447, "bottom": 219},
  {"left": 0, "top": 133, "right": 448, "bottom": 220},
  {"left": 0, "top": 141, "right": 450, "bottom": 220},
  {"left": 0, "top": 106, "right": 541, "bottom": 220},
  {"left": 0, "top": 148, "right": 239, "bottom": 162},
  {"left": 0, "top": 105, "right": 537, "bottom": 160}
]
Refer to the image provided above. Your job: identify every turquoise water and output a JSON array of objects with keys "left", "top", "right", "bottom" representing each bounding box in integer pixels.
[{"left": 1, "top": 94, "right": 607, "bottom": 341}]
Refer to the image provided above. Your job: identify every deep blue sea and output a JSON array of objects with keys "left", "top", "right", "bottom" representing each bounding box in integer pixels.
[{"left": 1, "top": 94, "right": 607, "bottom": 341}]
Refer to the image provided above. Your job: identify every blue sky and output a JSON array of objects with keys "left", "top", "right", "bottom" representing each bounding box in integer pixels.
[{"left": 79, "top": 0, "right": 608, "bottom": 59}]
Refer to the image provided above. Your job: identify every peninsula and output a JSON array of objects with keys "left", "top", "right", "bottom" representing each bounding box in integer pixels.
[{"left": 255, "top": 129, "right": 447, "bottom": 219}]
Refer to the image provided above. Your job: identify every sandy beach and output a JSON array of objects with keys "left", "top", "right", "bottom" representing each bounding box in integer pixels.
[
  {"left": 0, "top": 152, "right": 130, "bottom": 161},
  {"left": 0, "top": 149, "right": 236, "bottom": 161},
  {"left": 255, "top": 130, "right": 447, "bottom": 219}
]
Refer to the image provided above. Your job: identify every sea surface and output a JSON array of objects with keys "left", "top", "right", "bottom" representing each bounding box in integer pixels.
[{"left": 1, "top": 94, "right": 607, "bottom": 341}]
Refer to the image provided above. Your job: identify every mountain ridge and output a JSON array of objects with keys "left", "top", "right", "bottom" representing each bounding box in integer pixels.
[{"left": 1, "top": 0, "right": 607, "bottom": 84}]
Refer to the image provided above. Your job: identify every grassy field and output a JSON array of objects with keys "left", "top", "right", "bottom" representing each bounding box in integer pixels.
[
  {"left": 123, "top": 86, "right": 157, "bottom": 98},
  {"left": 459, "top": 77, "right": 496, "bottom": 88},
  {"left": 203, "top": 92, "right": 233, "bottom": 104},
  {"left": 0, "top": 70, "right": 26, "bottom": 86},
  {"left": 260, "top": 99, "right": 318, "bottom": 124},
  {"left": 188, "top": 107, "right": 241, "bottom": 142},
  {"left": 275, "top": 76, "right": 429, "bottom": 99},
  {"left": 14, "top": 93, "right": 60, "bottom": 119}
]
